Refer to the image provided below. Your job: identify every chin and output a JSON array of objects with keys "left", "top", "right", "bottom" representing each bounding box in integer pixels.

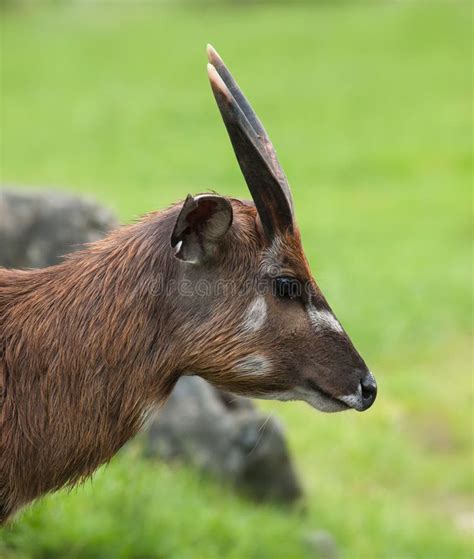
[
  {"left": 295, "top": 388, "right": 350, "bottom": 413},
  {"left": 254, "top": 387, "right": 350, "bottom": 413}
]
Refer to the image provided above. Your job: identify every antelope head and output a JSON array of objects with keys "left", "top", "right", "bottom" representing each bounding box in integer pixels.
[{"left": 169, "top": 46, "right": 376, "bottom": 413}]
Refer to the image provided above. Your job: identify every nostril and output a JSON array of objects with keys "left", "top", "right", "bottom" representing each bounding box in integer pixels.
[{"left": 360, "top": 373, "right": 377, "bottom": 408}]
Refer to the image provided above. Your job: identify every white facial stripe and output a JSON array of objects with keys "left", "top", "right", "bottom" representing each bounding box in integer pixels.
[
  {"left": 242, "top": 296, "right": 267, "bottom": 333},
  {"left": 308, "top": 306, "right": 344, "bottom": 334},
  {"left": 236, "top": 354, "right": 271, "bottom": 376}
]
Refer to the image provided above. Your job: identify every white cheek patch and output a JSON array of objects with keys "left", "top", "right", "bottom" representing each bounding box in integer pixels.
[
  {"left": 242, "top": 296, "right": 267, "bottom": 333},
  {"left": 308, "top": 306, "right": 344, "bottom": 334},
  {"left": 236, "top": 354, "right": 271, "bottom": 377}
]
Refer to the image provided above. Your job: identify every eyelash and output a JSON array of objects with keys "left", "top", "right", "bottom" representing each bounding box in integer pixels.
[{"left": 274, "top": 277, "right": 302, "bottom": 300}]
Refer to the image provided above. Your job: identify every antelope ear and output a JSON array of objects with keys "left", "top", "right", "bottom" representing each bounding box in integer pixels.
[{"left": 171, "top": 194, "right": 233, "bottom": 264}]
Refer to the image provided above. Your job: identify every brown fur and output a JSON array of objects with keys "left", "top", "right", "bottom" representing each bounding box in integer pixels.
[
  {"left": 0, "top": 197, "right": 370, "bottom": 523},
  {"left": 0, "top": 201, "right": 250, "bottom": 520},
  {"left": 1, "top": 45, "right": 377, "bottom": 523}
]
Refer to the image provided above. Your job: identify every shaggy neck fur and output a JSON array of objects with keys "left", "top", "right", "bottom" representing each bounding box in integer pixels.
[{"left": 0, "top": 207, "right": 196, "bottom": 522}]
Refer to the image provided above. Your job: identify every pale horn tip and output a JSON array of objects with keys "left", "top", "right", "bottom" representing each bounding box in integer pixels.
[
  {"left": 206, "top": 43, "right": 222, "bottom": 65},
  {"left": 207, "top": 62, "right": 232, "bottom": 103}
]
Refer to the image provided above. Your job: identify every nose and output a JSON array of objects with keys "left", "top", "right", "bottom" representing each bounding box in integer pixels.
[{"left": 360, "top": 371, "right": 377, "bottom": 410}]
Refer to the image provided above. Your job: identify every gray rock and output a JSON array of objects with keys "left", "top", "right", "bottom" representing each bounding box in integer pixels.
[
  {"left": 144, "top": 376, "right": 302, "bottom": 503},
  {"left": 304, "top": 530, "right": 340, "bottom": 559},
  {"left": 0, "top": 188, "right": 117, "bottom": 269}
]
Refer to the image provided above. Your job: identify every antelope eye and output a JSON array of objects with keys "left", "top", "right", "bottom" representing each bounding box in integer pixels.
[{"left": 274, "top": 277, "right": 301, "bottom": 300}]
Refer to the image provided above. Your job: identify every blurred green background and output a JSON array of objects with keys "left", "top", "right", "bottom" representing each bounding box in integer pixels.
[{"left": 0, "top": 1, "right": 472, "bottom": 558}]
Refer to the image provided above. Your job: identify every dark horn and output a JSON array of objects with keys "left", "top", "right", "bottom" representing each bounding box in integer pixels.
[{"left": 207, "top": 46, "right": 295, "bottom": 240}]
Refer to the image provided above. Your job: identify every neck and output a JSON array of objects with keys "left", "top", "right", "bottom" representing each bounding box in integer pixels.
[{"left": 0, "top": 208, "right": 181, "bottom": 518}]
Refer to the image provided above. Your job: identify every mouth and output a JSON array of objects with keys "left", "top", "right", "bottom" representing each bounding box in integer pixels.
[
  {"left": 300, "top": 374, "right": 377, "bottom": 413},
  {"left": 258, "top": 382, "right": 350, "bottom": 413},
  {"left": 295, "top": 383, "right": 350, "bottom": 413},
  {"left": 252, "top": 373, "right": 377, "bottom": 413}
]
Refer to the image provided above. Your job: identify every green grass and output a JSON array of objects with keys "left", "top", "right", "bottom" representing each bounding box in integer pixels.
[{"left": 0, "top": 2, "right": 472, "bottom": 558}]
